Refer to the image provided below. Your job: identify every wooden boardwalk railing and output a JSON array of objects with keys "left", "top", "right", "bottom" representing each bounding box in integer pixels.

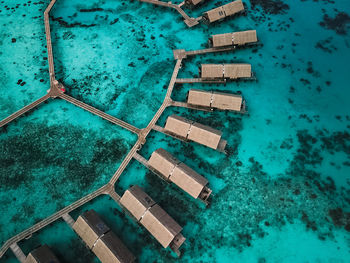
[
  {"left": 0, "top": 94, "right": 50, "bottom": 128},
  {"left": 175, "top": 78, "right": 226, "bottom": 84},
  {"left": 185, "top": 46, "right": 236, "bottom": 56},
  {"left": 0, "top": 184, "right": 109, "bottom": 258},
  {"left": 59, "top": 93, "right": 140, "bottom": 135},
  {"left": 139, "top": 0, "right": 199, "bottom": 27},
  {"left": 0, "top": 34, "right": 237, "bottom": 259},
  {"left": 0, "top": 0, "right": 243, "bottom": 254},
  {"left": 109, "top": 59, "right": 183, "bottom": 185},
  {"left": 9, "top": 243, "right": 26, "bottom": 263},
  {"left": 173, "top": 46, "right": 237, "bottom": 60},
  {"left": 44, "top": 0, "right": 57, "bottom": 86},
  {"left": 133, "top": 152, "right": 149, "bottom": 167}
]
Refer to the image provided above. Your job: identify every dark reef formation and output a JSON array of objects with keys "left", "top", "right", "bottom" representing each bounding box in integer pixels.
[
  {"left": 250, "top": 0, "right": 290, "bottom": 15},
  {"left": 0, "top": 122, "right": 134, "bottom": 244},
  {"left": 320, "top": 12, "right": 350, "bottom": 35}
]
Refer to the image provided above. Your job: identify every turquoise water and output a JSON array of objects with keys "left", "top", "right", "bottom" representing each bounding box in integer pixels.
[{"left": 1, "top": 0, "right": 350, "bottom": 262}]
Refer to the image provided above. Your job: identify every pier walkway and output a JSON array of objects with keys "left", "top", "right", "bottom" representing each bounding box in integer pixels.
[
  {"left": 44, "top": 0, "right": 57, "bottom": 86},
  {"left": 139, "top": 0, "right": 200, "bottom": 27},
  {"left": 0, "top": 94, "right": 50, "bottom": 127},
  {"left": 59, "top": 93, "right": 140, "bottom": 135},
  {"left": 9, "top": 243, "right": 26, "bottom": 263},
  {"left": 175, "top": 78, "right": 226, "bottom": 84},
  {"left": 169, "top": 100, "right": 211, "bottom": 111},
  {"left": 173, "top": 46, "right": 236, "bottom": 59},
  {"left": 0, "top": 184, "right": 110, "bottom": 258},
  {"left": 0, "top": 0, "right": 246, "bottom": 256},
  {"left": 108, "top": 59, "right": 183, "bottom": 185},
  {"left": 133, "top": 152, "right": 149, "bottom": 167}
]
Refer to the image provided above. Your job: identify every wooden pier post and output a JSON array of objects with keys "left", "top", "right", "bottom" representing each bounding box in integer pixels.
[
  {"left": 62, "top": 213, "right": 75, "bottom": 228},
  {"left": 9, "top": 243, "right": 26, "bottom": 263},
  {"left": 133, "top": 152, "right": 149, "bottom": 167}
]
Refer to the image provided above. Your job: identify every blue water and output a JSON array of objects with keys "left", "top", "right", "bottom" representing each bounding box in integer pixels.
[{"left": 1, "top": 0, "right": 350, "bottom": 262}]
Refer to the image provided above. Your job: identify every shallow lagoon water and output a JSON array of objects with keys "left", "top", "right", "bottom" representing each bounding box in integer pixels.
[{"left": 0, "top": 0, "right": 350, "bottom": 262}]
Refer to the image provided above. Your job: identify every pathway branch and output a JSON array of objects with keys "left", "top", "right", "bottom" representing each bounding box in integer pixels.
[
  {"left": 0, "top": 94, "right": 50, "bottom": 128},
  {"left": 59, "top": 93, "right": 140, "bottom": 135},
  {"left": 0, "top": 185, "right": 109, "bottom": 258}
]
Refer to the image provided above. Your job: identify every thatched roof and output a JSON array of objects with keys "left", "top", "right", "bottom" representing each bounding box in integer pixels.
[
  {"left": 92, "top": 231, "right": 135, "bottom": 263},
  {"left": 148, "top": 148, "right": 209, "bottom": 198},
  {"left": 148, "top": 148, "right": 181, "bottom": 180},
  {"left": 187, "top": 89, "right": 243, "bottom": 111},
  {"left": 224, "top": 64, "right": 251, "bottom": 79},
  {"left": 204, "top": 0, "right": 244, "bottom": 23},
  {"left": 25, "top": 245, "right": 60, "bottom": 263},
  {"left": 73, "top": 209, "right": 110, "bottom": 249},
  {"left": 201, "top": 64, "right": 224, "bottom": 79},
  {"left": 201, "top": 64, "right": 252, "bottom": 79},
  {"left": 211, "top": 30, "right": 257, "bottom": 47},
  {"left": 119, "top": 185, "right": 156, "bottom": 221},
  {"left": 187, "top": 89, "right": 212, "bottom": 107},
  {"left": 188, "top": 122, "right": 222, "bottom": 149},
  {"left": 233, "top": 30, "right": 257, "bottom": 45},
  {"left": 120, "top": 185, "right": 185, "bottom": 249},
  {"left": 164, "top": 115, "right": 193, "bottom": 138},
  {"left": 164, "top": 114, "right": 223, "bottom": 149},
  {"left": 212, "top": 91, "right": 243, "bottom": 111},
  {"left": 140, "top": 204, "right": 183, "bottom": 248},
  {"left": 186, "top": 0, "right": 204, "bottom": 6},
  {"left": 223, "top": 0, "right": 244, "bottom": 16}
]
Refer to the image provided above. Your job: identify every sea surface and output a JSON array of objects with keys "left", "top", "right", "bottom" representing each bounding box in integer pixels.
[{"left": 0, "top": 0, "right": 350, "bottom": 262}]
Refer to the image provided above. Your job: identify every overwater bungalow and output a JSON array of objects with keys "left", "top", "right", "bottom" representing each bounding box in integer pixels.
[
  {"left": 209, "top": 30, "right": 258, "bottom": 48},
  {"left": 148, "top": 148, "right": 212, "bottom": 203},
  {"left": 164, "top": 115, "right": 227, "bottom": 151},
  {"left": 120, "top": 185, "right": 186, "bottom": 256},
  {"left": 187, "top": 89, "right": 245, "bottom": 112},
  {"left": 73, "top": 210, "right": 135, "bottom": 263},
  {"left": 25, "top": 245, "right": 60, "bottom": 263},
  {"left": 92, "top": 231, "right": 135, "bottom": 263},
  {"left": 203, "top": 0, "right": 245, "bottom": 23},
  {"left": 201, "top": 64, "right": 252, "bottom": 80},
  {"left": 185, "top": 0, "right": 205, "bottom": 7}
]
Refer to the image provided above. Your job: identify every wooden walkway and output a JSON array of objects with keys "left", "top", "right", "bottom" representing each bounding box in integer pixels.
[
  {"left": 133, "top": 152, "right": 149, "bottom": 167},
  {"left": 109, "top": 59, "right": 183, "bottom": 185},
  {"left": 0, "top": 0, "right": 245, "bottom": 255},
  {"left": 0, "top": 184, "right": 110, "bottom": 258},
  {"left": 59, "top": 93, "right": 140, "bottom": 135},
  {"left": 171, "top": 100, "right": 247, "bottom": 114},
  {"left": 173, "top": 46, "right": 236, "bottom": 59},
  {"left": 9, "top": 243, "right": 26, "bottom": 263},
  {"left": 44, "top": 0, "right": 57, "bottom": 86},
  {"left": 0, "top": 0, "right": 57, "bottom": 129},
  {"left": 175, "top": 78, "right": 226, "bottom": 84},
  {"left": 139, "top": 0, "right": 200, "bottom": 27},
  {"left": 0, "top": 94, "right": 50, "bottom": 128},
  {"left": 170, "top": 100, "right": 211, "bottom": 112},
  {"left": 153, "top": 124, "right": 188, "bottom": 143},
  {"left": 61, "top": 213, "right": 75, "bottom": 228}
]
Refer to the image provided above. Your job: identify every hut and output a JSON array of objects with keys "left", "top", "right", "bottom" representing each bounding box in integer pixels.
[
  {"left": 185, "top": 0, "right": 205, "bottom": 7},
  {"left": 148, "top": 148, "right": 212, "bottom": 202},
  {"left": 187, "top": 89, "right": 244, "bottom": 112},
  {"left": 164, "top": 115, "right": 227, "bottom": 151},
  {"left": 225, "top": 64, "right": 252, "bottom": 79},
  {"left": 120, "top": 185, "right": 186, "bottom": 255},
  {"left": 73, "top": 209, "right": 110, "bottom": 249},
  {"left": 210, "top": 30, "right": 258, "bottom": 48},
  {"left": 25, "top": 245, "right": 60, "bottom": 263},
  {"left": 73, "top": 210, "right": 135, "bottom": 263},
  {"left": 92, "top": 231, "right": 136, "bottom": 263},
  {"left": 203, "top": 0, "right": 244, "bottom": 23},
  {"left": 201, "top": 64, "right": 252, "bottom": 80}
]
